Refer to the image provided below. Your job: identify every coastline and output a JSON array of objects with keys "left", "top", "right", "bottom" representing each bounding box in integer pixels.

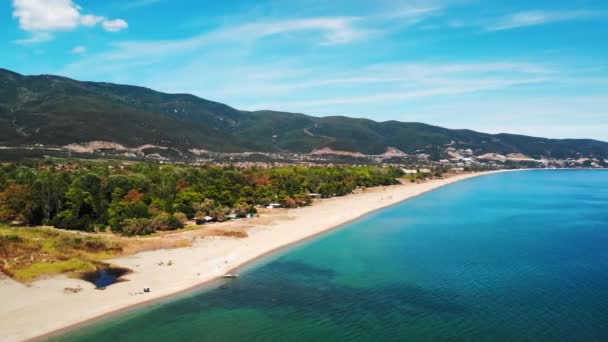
[{"left": 0, "top": 170, "right": 507, "bottom": 342}]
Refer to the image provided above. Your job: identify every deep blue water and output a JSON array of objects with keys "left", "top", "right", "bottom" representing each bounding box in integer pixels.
[{"left": 54, "top": 170, "right": 608, "bottom": 341}]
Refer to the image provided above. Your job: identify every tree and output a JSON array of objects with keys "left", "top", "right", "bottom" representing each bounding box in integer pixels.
[
  {"left": 0, "top": 184, "right": 40, "bottom": 224},
  {"left": 107, "top": 189, "right": 150, "bottom": 232},
  {"left": 173, "top": 190, "right": 203, "bottom": 217},
  {"left": 0, "top": 162, "right": 401, "bottom": 233}
]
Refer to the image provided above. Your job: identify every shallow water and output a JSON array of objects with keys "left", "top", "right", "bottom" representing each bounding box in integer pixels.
[
  {"left": 54, "top": 170, "right": 608, "bottom": 341},
  {"left": 79, "top": 267, "right": 131, "bottom": 288}
]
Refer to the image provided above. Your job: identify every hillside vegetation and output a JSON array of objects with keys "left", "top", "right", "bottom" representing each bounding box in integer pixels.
[{"left": 2, "top": 68, "right": 607, "bottom": 159}]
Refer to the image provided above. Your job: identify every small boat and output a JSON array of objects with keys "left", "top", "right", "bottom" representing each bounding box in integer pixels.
[{"left": 222, "top": 273, "right": 239, "bottom": 279}]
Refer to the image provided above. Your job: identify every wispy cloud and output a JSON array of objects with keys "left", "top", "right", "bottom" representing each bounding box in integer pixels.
[
  {"left": 71, "top": 46, "right": 86, "bottom": 54},
  {"left": 251, "top": 78, "right": 548, "bottom": 108},
  {"left": 123, "top": 0, "right": 164, "bottom": 10},
  {"left": 13, "top": 32, "right": 53, "bottom": 45},
  {"left": 61, "top": 4, "right": 445, "bottom": 74},
  {"left": 232, "top": 17, "right": 368, "bottom": 46},
  {"left": 404, "top": 95, "right": 608, "bottom": 140},
  {"left": 487, "top": 10, "right": 605, "bottom": 31},
  {"left": 240, "top": 62, "right": 553, "bottom": 109},
  {"left": 63, "top": 16, "right": 370, "bottom": 67},
  {"left": 380, "top": 5, "right": 442, "bottom": 22}
]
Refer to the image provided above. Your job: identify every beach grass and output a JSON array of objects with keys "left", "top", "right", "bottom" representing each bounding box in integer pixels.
[
  {"left": 0, "top": 225, "right": 201, "bottom": 282},
  {"left": 0, "top": 225, "right": 124, "bottom": 282},
  {"left": 13, "top": 259, "right": 98, "bottom": 282}
]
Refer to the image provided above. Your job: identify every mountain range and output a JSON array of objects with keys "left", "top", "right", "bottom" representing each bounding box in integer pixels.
[{"left": 1, "top": 67, "right": 607, "bottom": 160}]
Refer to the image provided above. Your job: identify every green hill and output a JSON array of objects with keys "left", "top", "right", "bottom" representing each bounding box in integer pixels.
[{"left": 1, "top": 68, "right": 607, "bottom": 159}]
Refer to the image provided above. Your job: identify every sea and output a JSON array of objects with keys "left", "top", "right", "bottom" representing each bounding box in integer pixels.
[{"left": 53, "top": 170, "right": 608, "bottom": 341}]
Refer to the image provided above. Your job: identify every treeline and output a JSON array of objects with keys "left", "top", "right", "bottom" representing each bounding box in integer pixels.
[{"left": 0, "top": 162, "right": 401, "bottom": 235}]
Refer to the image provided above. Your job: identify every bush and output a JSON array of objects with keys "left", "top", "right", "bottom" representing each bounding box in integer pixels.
[
  {"left": 234, "top": 202, "right": 255, "bottom": 217},
  {"left": 121, "top": 218, "right": 155, "bottom": 236},
  {"left": 150, "top": 213, "right": 184, "bottom": 231},
  {"left": 209, "top": 206, "right": 231, "bottom": 222},
  {"left": 150, "top": 213, "right": 170, "bottom": 231},
  {"left": 53, "top": 210, "right": 78, "bottom": 229},
  {"left": 53, "top": 210, "right": 94, "bottom": 231},
  {"left": 173, "top": 212, "right": 188, "bottom": 226},
  {"left": 167, "top": 215, "right": 183, "bottom": 230}
]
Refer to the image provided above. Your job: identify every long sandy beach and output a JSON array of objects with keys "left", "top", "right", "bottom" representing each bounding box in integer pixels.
[{"left": 0, "top": 171, "right": 502, "bottom": 342}]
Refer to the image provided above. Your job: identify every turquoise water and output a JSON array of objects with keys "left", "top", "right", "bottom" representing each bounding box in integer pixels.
[{"left": 54, "top": 170, "right": 608, "bottom": 341}]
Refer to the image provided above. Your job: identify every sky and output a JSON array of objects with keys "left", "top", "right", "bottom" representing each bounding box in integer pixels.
[{"left": 2, "top": 0, "right": 608, "bottom": 141}]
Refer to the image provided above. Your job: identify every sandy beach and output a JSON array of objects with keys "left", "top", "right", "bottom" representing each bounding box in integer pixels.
[{"left": 0, "top": 171, "right": 502, "bottom": 342}]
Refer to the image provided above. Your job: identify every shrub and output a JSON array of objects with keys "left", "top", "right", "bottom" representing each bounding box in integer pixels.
[
  {"left": 150, "top": 213, "right": 171, "bottom": 231},
  {"left": 150, "top": 213, "right": 184, "bottom": 231},
  {"left": 173, "top": 212, "right": 188, "bottom": 226},
  {"left": 283, "top": 197, "right": 298, "bottom": 208},
  {"left": 53, "top": 210, "right": 78, "bottom": 229},
  {"left": 53, "top": 210, "right": 94, "bottom": 231},
  {"left": 233, "top": 202, "right": 254, "bottom": 217},
  {"left": 121, "top": 218, "right": 155, "bottom": 236},
  {"left": 168, "top": 215, "right": 183, "bottom": 230},
  {"left": 209, "top": 206, "right": 231, "bottom": 222}
]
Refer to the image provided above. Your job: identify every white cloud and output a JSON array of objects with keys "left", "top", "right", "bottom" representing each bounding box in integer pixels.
[
  {"left": 11, "top": 0, "right": 128, "bottom": 43},
  {"left": 102, "top": 19, "right": 129, "bottom": 32},
  {"left": 12, "top": 0, "right": 80, "bottom": 31},
  {"left": 71, "top": 45, "right": 86, "bottom": 53},
  {"left": 80, "top": 14, "right": 104, "bottom": 26},
  {"left": 487, "top": 10, "right": 605, "bottom": 31}
]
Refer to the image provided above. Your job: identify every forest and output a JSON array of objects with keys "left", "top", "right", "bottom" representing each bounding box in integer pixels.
[{"left": 0, "top": 161, "right": 402, "bottom": 236}]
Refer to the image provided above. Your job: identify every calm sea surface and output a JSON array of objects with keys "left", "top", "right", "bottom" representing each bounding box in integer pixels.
[{"left": 54, "top": 170, "right": 608, "bottom": 341}]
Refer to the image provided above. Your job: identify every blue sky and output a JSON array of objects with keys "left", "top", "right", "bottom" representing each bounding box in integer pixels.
[{"left": 3, "top": 0, "right": 608, "bottom": 140}]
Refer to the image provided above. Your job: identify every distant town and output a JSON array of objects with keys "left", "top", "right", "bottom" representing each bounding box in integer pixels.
[{"left": 1, "top": 141, "right": 605, "bottom": 171}]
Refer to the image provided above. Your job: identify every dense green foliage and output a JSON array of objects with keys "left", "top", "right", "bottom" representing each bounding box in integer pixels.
[
  {"left": 0, "top": 161, "right": 401, "bottom": 235},
  {"left": 2, "top": 68, "right": 608, "bottom": 158}
]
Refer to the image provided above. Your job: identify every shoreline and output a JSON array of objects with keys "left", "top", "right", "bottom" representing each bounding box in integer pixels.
[{"left": 1, "top": 170, "right": 508, "bottom": 342}]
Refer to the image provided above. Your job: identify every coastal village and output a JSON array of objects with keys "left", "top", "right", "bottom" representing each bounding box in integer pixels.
[{"left": 1, "top": 141, "right": 606, "bottom": 171}]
